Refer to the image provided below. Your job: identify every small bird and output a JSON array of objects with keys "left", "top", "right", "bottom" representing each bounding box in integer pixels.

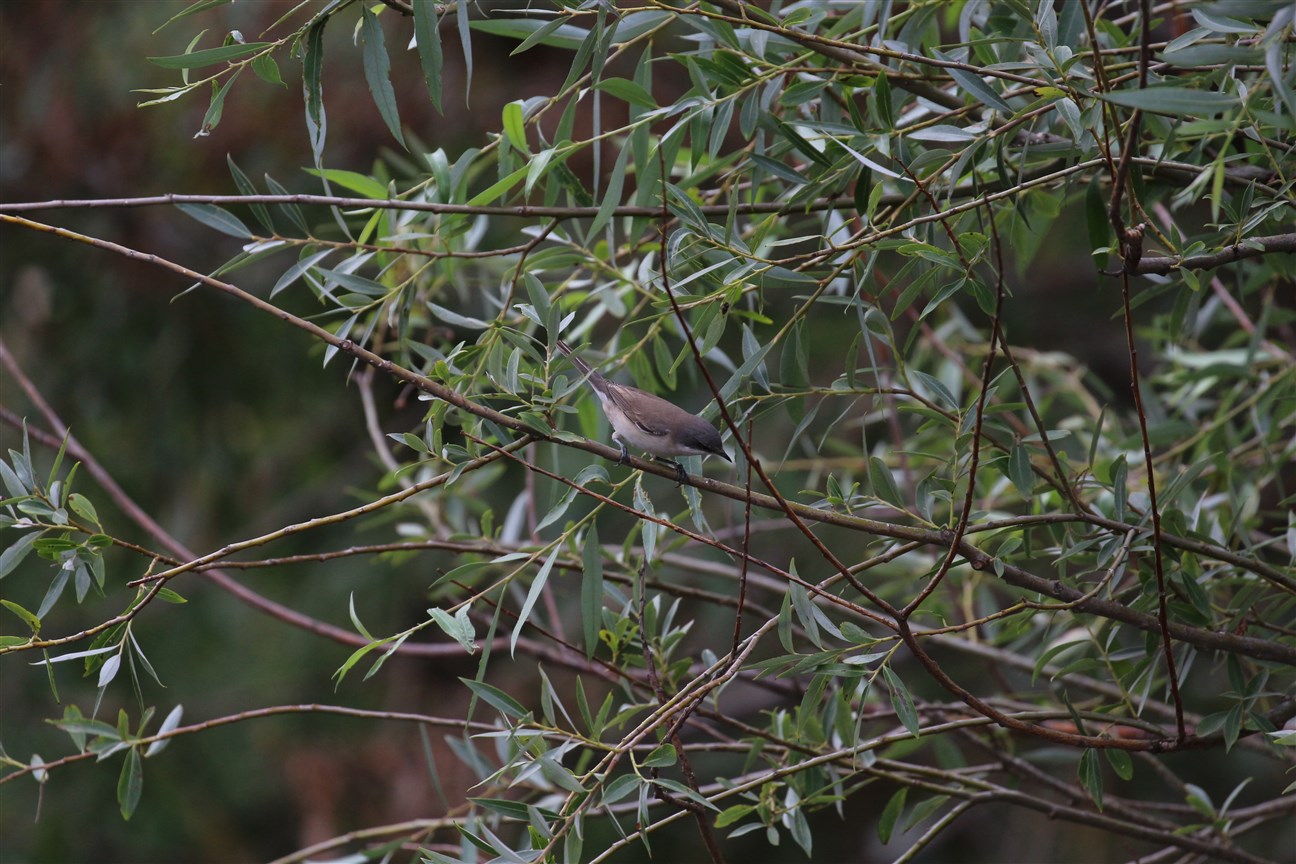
[{"left": 556, "top": 340, "right": 730, "bottom": 483}]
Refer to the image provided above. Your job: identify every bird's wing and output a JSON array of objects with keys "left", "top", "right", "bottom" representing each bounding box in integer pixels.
[{"left": 606, "top": 384, "right": 672, "bottom": 438}]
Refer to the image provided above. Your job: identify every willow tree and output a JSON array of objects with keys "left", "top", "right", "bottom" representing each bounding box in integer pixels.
[{"left": 2, "top": 1, "right": 1293, "bottom": 862}]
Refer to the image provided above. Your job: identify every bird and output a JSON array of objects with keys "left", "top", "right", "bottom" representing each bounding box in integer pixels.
[{"left": 556, "top": 340, "right": 730, "bottom": 483}]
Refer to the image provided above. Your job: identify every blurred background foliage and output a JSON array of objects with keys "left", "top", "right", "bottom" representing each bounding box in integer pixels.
[{"left": 1, "top": 1, "right": 1294, "bottom": 863}]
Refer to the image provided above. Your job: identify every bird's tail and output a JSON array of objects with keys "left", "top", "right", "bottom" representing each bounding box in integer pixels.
[{"left": 555, "top": 340, "right": 606, "bottom": 389}]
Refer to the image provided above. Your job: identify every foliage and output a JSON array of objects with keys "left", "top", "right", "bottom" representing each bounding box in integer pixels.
[{"left": 2, "top": 0, "right": 1294, "bottom": 861}]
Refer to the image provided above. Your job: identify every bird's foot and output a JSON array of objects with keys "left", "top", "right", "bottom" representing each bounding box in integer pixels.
[{"left": 654, "top": 457, "right": 687, "bottom": 487}]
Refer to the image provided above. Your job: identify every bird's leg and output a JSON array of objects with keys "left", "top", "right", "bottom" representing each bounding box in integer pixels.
[
  {"left": 653, "top": 457, "right": 688, "bottom": 486},
  {"left": 613, "top": 435, "right": 630, "bottom": 466}
]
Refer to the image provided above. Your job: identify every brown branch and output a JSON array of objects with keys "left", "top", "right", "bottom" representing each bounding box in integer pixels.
[
  {"left": 1113, "top": 0, "right": 1185, "bottom": 742},
  {"left": 1120, "top": 263, "right": 1185, "bottom": 740},
  {"left": 0, "top": 153, "right": 1276, "bottom": 222},
  {"left": 730, "top": 417, "right": 753, "bottom": 658},
  {"left": 1129, "top": 233, "right": 1296, "bottom": 275}
]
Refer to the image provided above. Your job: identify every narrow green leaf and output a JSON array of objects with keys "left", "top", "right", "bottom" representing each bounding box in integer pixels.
[
  {"left": 935, "top": 50, "right": 1012, "bottom": 114},
  {"left": 50, "top": 716, "right": 121, "bottom": 738},
  {"left": 0, "top": 457, "right": 28, "bottom": 498},
  {"left": 1098, "top": 87, "right": 1238, "bottom": 116},
  {"left": 596, "top": 77, "right": 657, "bottom": 109},
  {"left": 868, "top": 456, "right": 903, "bottom": 508},
  {"left": 1078, "top": 748, "right": 1103, "bottom": 809},
  {"left": 429, "top": 607, "right": 478, "bottom": 653},
  {"left": 301, "top": 167, "right": 389, "bottom": 199},
  {"left": 413, "top": 0, "right": 444, "bottom": 114},
  {"left": 715, "top": 804, "right": 754, "bottom": 829},
  {"left": 250, "top": 53, "right": 283, "bottom": 86},
  {"left": 878, "top": 787, "right": 907, "bottom": 843},
  {"left": 510, "top": 547, "right": 559, "bottom": 656},
  {"left": 459, "top": 677, "right": 528, "bottom": 719},
  {"left": 0, "top": 532, "right": 40, "bottom": 579},
  {"left": 642, "top": 743, "right": 676, "bottom": 768},
  {"left": 601, "top": 773, "right": 641, "bottom": 806},
  {"left": 1009, "top": 444, "right": 1034, "bottom": 499},
  {"left": 272, "top": 248, "right": 333, "bottom": 298},
  {"left": 902, "top": 795, "right": 950, "bottom": 832},
  {"left": 97, "top": 653, "right": 121, "bottom": 688},
  {"left": 32, "top": 645, "right": 118, "bottom": 666},
  {"left": 882, "top": 666, "right": 920, "bottom": 736},
  {"left": 778, "top": 590, "right": 795, "bottom": 653},
  {"left": 428, "top": 301, "right": 488, "bottom": 330},
  {"left": 512, "top": 17, "right": 576, "bottom": 54},
  {"left": 466, "top": 164, "right": 527, "bottom": 206},
  {"left": 1111, "top": 455, "right": 1128, "bottom": 522},
  {"left": 780, "top": 321, "right": 809, "bottom": 390},
  {"left": 264, "top": 173, "right": 309, "bottom": 234},
  {"left": 430, "top": 558, "right": 499, "bottom": 590},
  {"left": 226, "top": 155, "right": 273, "bottom": 233},
  {"left": 502, "top": 101, "right": 529, "bottom": 153},
  {"left": 560, "top": 23, "right": 597, "bottom": 93},
  {"left": 1, "top": 598, "right": 40, "bottom": 633},
  {"left": 148, "top": 42, "right": 269, "bottom": 69},
  {"left": 118, "top": 747, "right": 143, "bottom": 820},
  {"left": 1191, "top": 8, "right": 1260, "bottom": 34},
  {"left": 457, "top": 0, "right": 472, "bottom": 106},
  {"left": 787, "top": 805, "right": 813, "bottom": 855},
  {"left": 361, "top": 6, "right": 407, "bottom": 148},
  {"left": 1160, "top": 44, "right": 1262, "bottom": 67},
  {"left": 332, "top": 639, "right": 382, "bottom": 684},
  {"left": 1267, "top": 39, "right": 1296, "bottom": 119},
  {"left": 470, "top": 18, "right": 589, "bottom": 52},
  {"left": 653, "top": 777, "right": 720, "bottom": 811},
  {"left": 196, "top": 68, "right": 241, "bottom": 135},
  {"left": 910, "top": 370, "right": 957, "bottom": 410},
  {"left": 1222, "top": 703, "right": 1243, "bottom": 752},
  {"left": 176, "top": 203, "right": 251, "bottom": 239},
  {"left": 907, "top": 125, "right": 977, "bottom": 142},
  {"left": 1104, "top": 747, "right": 1133, "bottom": 781},
  {"left": 752, "top": 152, "right": 808, "bottom": 185},
  {"left": 788, "top": 580, "right": 822, "bottom": 649},
  {"left": 587, "top": 142, "right": 629, "bottom": 238},
  {"left": 302, "top": 20, "right": 327, "bottom": 161},
  {"left": 318, "top": 268, "right": 388, "bottom": 297},
  {"left": 144, "top": 705, "right": 184, "bottom": 758}
]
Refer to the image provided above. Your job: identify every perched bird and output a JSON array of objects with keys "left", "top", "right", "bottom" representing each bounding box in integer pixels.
[{"left": 556, "top": 340, "right": 730, "bottom": 483}]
